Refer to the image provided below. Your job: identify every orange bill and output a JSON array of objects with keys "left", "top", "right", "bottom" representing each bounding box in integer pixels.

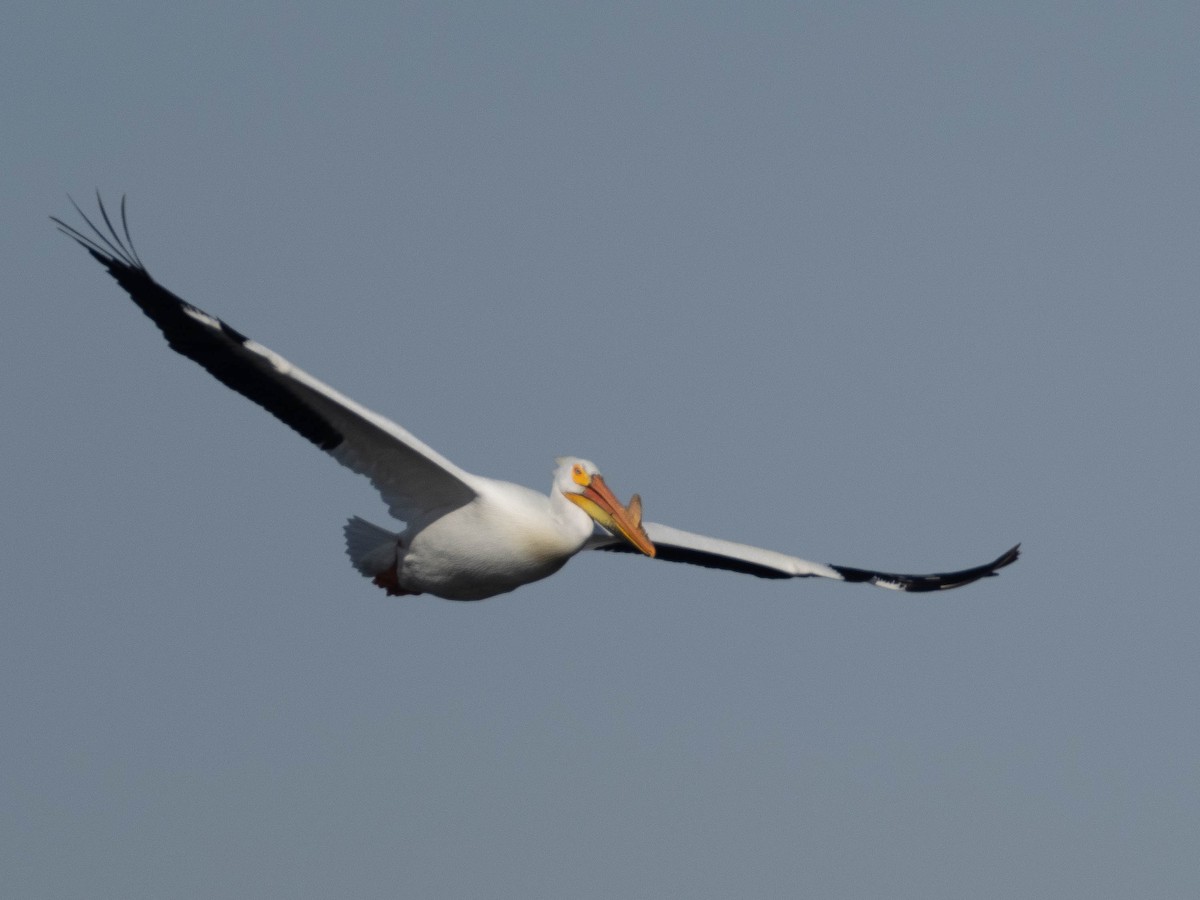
[{"left": 566, "top": 474, "right": 656, "bottom": 557}]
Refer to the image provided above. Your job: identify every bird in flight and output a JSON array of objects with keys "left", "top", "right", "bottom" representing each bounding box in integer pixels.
[{"left": 55, "top": 196, "right": 1019, "bottom": 601}]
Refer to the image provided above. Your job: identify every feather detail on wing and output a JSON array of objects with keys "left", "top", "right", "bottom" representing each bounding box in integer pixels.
[
  {"left": 54, "top": 195, "right": 479, "bottom": 522},
  {"left": 589, "top": 521, "right": 1019, "bottom": 593}
]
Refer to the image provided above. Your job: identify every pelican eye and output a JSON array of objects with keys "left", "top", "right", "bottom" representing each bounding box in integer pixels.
[{"left": 571, "top": 464, "right": 589, "bottom": 486}]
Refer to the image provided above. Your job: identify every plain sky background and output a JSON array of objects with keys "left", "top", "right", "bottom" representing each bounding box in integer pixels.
[{"left": 3, "top": 2, "right": 1197, "bottom": 897}]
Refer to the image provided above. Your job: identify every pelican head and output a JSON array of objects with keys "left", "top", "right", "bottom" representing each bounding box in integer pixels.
[{"left": 554, "top": 457, "right": 656, "bottom": 557}]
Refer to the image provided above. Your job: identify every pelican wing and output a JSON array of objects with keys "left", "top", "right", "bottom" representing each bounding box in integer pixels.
[
  {"left": 54, "top": 196, "right": 478, "bottom": 521},
  {"left": 590, "top": 521, "right": 1020, "bottom": 592}
]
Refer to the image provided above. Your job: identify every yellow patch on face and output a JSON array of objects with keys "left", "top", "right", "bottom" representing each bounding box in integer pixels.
[{"left": 571, "top": 464, "right": 590, "bottom": 487}]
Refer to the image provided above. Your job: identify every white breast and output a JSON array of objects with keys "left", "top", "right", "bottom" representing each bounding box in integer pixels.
[{"left": 398, "top": 480, "right": 593, "bottom": 600}]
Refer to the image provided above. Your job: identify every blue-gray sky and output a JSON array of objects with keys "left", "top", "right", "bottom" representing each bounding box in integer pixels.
[{"left": 4, "top": 3, "right": 1197, "bottom": 897}]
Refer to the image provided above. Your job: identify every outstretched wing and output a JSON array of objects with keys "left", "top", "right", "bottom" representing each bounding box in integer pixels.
[
  {"left": 589, "top": 521, "right": 1019, "bottom": 592},
  {"left": 54, "top": 195, "right": 479, "bottom": 522}
]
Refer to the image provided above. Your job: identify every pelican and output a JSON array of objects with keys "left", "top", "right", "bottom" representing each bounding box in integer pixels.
[{"left": 54, "top": 197, "right": 1019, "bottom": 601}]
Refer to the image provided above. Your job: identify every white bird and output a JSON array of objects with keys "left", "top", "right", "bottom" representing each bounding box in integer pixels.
[{"left": 55, "top": 197, "right": 1019, "bottom": 601}]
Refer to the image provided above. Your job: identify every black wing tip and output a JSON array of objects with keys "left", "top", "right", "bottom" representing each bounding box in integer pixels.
[
  {"left": 53, "top": 192, "right": 146, "bottom": 272},
  {"left": 830, "top": 541, "right": 1022, "bottom": 593},
  {"left": 994, "top": 543, "right": 1021, "bottom": 570},
  {"left": 57, "top": 194, "right": 348, "bottom": 455}
]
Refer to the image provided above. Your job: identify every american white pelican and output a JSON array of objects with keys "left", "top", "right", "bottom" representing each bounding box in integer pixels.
[{"left": 55, "top": 197, "right": 1019, "bottom": 601}]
